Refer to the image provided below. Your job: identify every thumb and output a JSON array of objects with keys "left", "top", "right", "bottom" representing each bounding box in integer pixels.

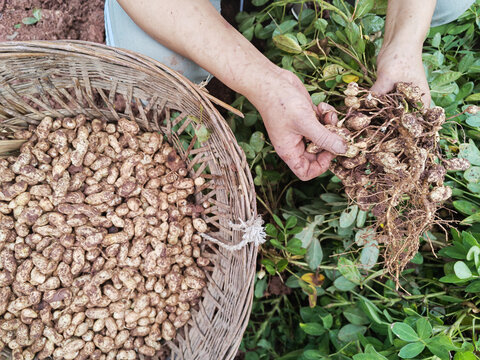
[
  {"left": 370, "top": 76, "right": 394, "bottom": 95},
  {"left": 300, "top": 118, "right": 347, "bottom": 155}
]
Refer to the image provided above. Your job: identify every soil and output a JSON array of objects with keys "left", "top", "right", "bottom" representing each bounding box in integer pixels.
[
  {"left": 266, "top": 275, "right": 292, "bottom": 296},
  {"left": 0, "top": 0, "right": 105, "bottom": 43}
]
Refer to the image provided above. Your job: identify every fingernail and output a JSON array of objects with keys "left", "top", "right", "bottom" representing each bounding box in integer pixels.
[{"left": 333, "top": 141, "right": 347, "bottom": 154}]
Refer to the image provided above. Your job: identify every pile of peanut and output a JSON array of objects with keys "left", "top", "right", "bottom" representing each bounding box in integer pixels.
[{"left": 0, "top": 115, "right": 210, "bottom": 359}]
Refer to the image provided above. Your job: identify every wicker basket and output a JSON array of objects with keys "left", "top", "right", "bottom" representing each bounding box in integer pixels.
[{"left": 0, "top": 41, "right": 258, "bottom": 360}]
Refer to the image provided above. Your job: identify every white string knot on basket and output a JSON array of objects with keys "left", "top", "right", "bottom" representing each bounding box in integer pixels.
[{"left": 201, "top": 216, "right": 266, "bottom": 251}]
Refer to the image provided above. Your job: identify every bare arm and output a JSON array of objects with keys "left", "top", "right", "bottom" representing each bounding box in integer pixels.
[
  {"left": 117, "top": 0, "right": 347, "bottom": 180},
  {"left": 372, "top": 0, "right": 437, "bottom": 105}
]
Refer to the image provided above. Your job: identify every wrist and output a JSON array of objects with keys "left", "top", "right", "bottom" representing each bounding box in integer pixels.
[
  {"left": 241, "top": 66, "right": 293, "bottom": 109},
  {"left": 234, "top": 60, "right": 283, "bottom": 102},
  {"left": 378, "top": 38, "right": 423, "bottom": 63}
]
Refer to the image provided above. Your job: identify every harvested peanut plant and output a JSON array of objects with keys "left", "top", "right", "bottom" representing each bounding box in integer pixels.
[
  {"left": 308, "top": 82, "right": 470, "bottom": 282},
  {"left": 0, "top": 115, "right": 210, "bottom": 359}
]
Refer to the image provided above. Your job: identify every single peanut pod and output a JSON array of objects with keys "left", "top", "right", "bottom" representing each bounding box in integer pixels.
[
  {"left": 86, "top": 307, "right": 109, "bottom": 320},
  {"left": 114, "top": 330, "right": 130, "bottom": 347},
  {"left": 36, "top": 339, "right": 54, "bottom": 360},
  {"left": 138, "top": 345, "right": 156, "bottom": 357},
  {"left": 162, "top": 320, "right": 176, "bottom": 341},
  {"left": 92, "top": 318, "right": 105, "bottom": 332}
]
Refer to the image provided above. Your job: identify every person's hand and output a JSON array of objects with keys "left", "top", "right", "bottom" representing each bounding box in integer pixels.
[
  {"left": 371, "top": 41, "right": 430, "bottom": 106},
  {"left": 247, "top": 69, "right": 347, "bottom": 181}
]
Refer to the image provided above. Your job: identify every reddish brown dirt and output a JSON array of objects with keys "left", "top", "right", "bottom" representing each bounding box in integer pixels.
[
  {"left": 266, "top": 276, "right": 292, "bottom": 297},
  {"left": 0, "top": 0, "right": 105, "bottom": 43}
]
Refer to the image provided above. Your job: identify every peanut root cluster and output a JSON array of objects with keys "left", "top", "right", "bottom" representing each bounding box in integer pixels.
[
  {"left": 309, "top": 82, "right": 470, "bottom": 281},
  {"left": 0, "top": 115, "right": 210, "bottom": 359}
]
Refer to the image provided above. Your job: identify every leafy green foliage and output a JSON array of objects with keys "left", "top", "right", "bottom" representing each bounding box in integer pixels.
[{"left": 232, "top": 1, "right": 480, "bottom": 359}]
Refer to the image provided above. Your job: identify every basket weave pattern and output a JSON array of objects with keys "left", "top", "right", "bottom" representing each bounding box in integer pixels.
[{"left": 0, "top": 41, "right": 257, "bottom": 360}]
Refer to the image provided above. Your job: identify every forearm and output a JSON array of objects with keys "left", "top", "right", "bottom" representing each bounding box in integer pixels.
[
  {"left": 382, "top": 0, "right": 436, "bottom": 51},
  {"left": 117, "top": 0, "right": 277, "bottom": 101}
]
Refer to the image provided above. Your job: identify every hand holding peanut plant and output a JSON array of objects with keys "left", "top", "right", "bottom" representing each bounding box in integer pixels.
[{"left": 250, "top": 69, "right": 347, "bottom": 181}]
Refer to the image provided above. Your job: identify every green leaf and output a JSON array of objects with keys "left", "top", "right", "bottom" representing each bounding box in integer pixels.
[
  {"left": 411, "top": 252, "right": 424, "bottom": 265},
  {"left": 300, "top": 322, "right": 325, "bottom": 336},
  {"left": 195, "top": 124, "right": 211, "bottom": 143},
  {"left": 439, "top": 241, "right": 467, "bottom": 259},
  {"left": 356, "top": 210, "right": 367, "bottom": 228},
  {"left": 339, "top": 205, "right": 359, "bottom": 228},
  {"left": 272, "top": 214, "right": 284, "bottom": 228},
  {"left": 306, "top": 238, "right": 323, "bottom": 270},
  {"left": 296, "top": 32, "right": 308, "bottom": 46},
  {"left": 334, "top": 276, "right": 357, "bottom": 291},
  {"left": 254, "top": 277, "right": 267, "bottom": 298},
  {"left": 465, "top": 279, "right": 480, "bottom": 292},
  {"left": 14, "top": 23, "right": 21, "bottom": 29},
  {"left": 439, "top": 274, "right": 464, "bottom": 284},
  {"left": 32, "top": 8, "right": 42, "bottom": 21},
  {"left": 454, "top": 261, "right": 473, "bottom": 279},
  {"left": 454, "top": 351, "right": 478, "bottom": 360},
  {"left": 273, "top": 20, "right": 298, "bottom": 37},
  {"left": 398, "top": 342, "right": 425, "bottom": 359},
  {"left": 426, "top": 335, "right": 457, "bottom": 360},
  {"left": 245, "top": 352, "right": 260, "bottom": 360},
  {"left": 432, "top": 32, "right": 442, "bottom": 47},
  {"left": 303, "top": 350, "right": 325, "bottom": 360},
  {"left": 360, "top": 298, "right": 383, "bottom": 324},
  {"left": 461, "top": 212, "right": 480, "bottom": 225},
  {"left": 273, "top": 34, "right": 302, "bottom": 54},
  {"left": 322, "top": 314, "right": 333, "bottom": 329},
  {"left": 466, "top": 93, "right": 480, "bottom": 102},
  {"left": 285, "top": 216, "right": 297, "bottom": 229},
  {"left": 359, "top": 241, "right": 379, "bottom": 270},
  {"left": 354, "top": 0, "right": 375, "bottom": 18},
  {"left": 311, "top": 92, "right": 326, "bottom": 106},
  {"left": 297, "top": 215, "right": 324, "bottom": 248},
  {"left": 431, "top": 71, "right": 463, "bottom": 87},
  {"left": 416, "top": 318, "right": 432, "bottom": 339},
  {"left": 459, "top": 140, "right": 480, "bottom": 166},
  {"left": 276, "top": 258, "right": 289, "bottom": 272},
  {"left": 337, "top": 324, "right": 367, "bottom": 343},
  {"left": 249, "top": 131, "right": 265, "bottom": 152},
  {"left": 239, "top": 142, "right": 255, "bottom": 159},
  {"left": 353, "top": 345, "right": 388, "bottom": 360},
  {"left": 453, "top": 200, "right": 480, "bottom": 216},
  {"left": 355, "top": 228, "right": 375, "bottom": 246},
  {"left": 243, "top": 111, "right": 258, "bottom": 127},
  {"left": 361, "top": 15, "right": 384, "bottom": 34},
  {"left": 457, "top": 82, "right": 474, "bottom": 102},
  {"left": 314, "top": 18, "right": 328, "bottom": 33},
  {"left": 338, "top": 257, "right": 362, "bottom": 284},
  {"left": 22, "top": 17, "right": 38, "bottom": 25},
  {"left": 466, "top": 115, "right": 480, "bottom": 127},
  {"left": 464, "top": 166, "right": 480, "bottom": 183},
  {"left": 391, "top": 323, "right": 419, "bottom": 342},
  {"left": 242, "top": 26, "right": 255, "bottom": 41},
  {"left": 372, "top": 0, "right": 387, "bottom": 14},
  {"left": 344, "top": 307, "right": 369, "bottom": 325},
  {"left": 265, "top": 223, "right": 277, "bottom": 237}
]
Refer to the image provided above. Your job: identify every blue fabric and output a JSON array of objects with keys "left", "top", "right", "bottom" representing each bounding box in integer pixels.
[
  {"left": 431, "top": 0, "right": 475, "bottom": 27},
  {"left": 104, "top": 0, "right": 221, "bottom": 84}
]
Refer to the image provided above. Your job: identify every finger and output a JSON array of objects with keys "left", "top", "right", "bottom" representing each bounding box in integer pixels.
[
  {"left": 316, "top": 102, "right": 338, "bottom": 125},
  {"left": 275, "top": 137, "right": 333, "bottom": 181},
  {"left": 370, "top": 78, "right": 394, "bottom": 96},
  {"left": 299, "top": 118, "right": 347, "bottom": 155},
  {"left": 421, "top": 87, "right": 432, "bottom": 108}
]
